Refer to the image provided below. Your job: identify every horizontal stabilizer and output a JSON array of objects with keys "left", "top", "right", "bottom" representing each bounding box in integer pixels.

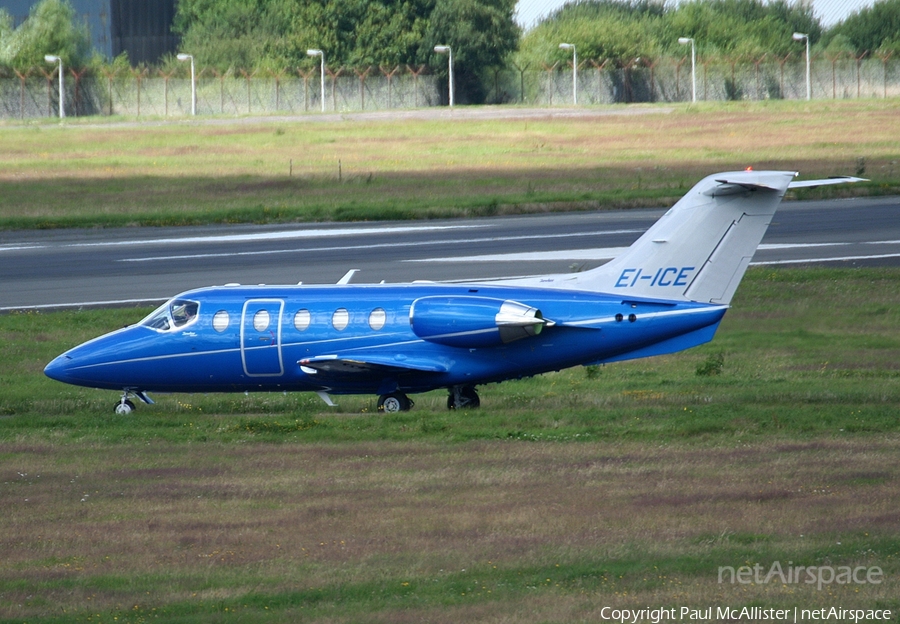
[{"left": 788, "top": 176, "right": 867, "bottom": 189}]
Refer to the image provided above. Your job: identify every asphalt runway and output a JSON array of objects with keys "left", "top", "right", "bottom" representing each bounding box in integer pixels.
[{"left": 2, "top": 195, "right": 899, "bottom": 311}]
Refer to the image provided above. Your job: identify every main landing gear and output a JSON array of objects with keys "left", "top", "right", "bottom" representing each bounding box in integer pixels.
[
  {"left": 377, "top": 392, "right": 413, "bottom": 413},
  {"left": 447, "top": 385, "right": 480, "bottom": 410}
]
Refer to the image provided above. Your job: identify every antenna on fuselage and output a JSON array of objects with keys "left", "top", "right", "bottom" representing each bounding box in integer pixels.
[{"left": 337, "top": 269, "right": 360, "bottom": 285}]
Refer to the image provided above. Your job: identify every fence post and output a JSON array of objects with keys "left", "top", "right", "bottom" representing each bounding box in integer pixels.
[
  {"left": 856, "top": 51, "right": 868, "bottom": 98},
  {"left": 355, "top": 66, "right": 372, "bottom": 110},
  {"left": 240, "top": 70, "right": 254, "bottom": 114},
  {"left": 878, "top": 51, "right": 893, "bottom": 98},
  {"left": 407, "top": 64, "right": 426, "bottom": 107},
  {"left": 297, "top": 68, "right": 314, "bottom": 112},
  {"left": 625, "top": 57, "right": 642, "bottom": 103},
  {"left": 70, "top": 67, "right": 88, "bottom": 116},
  {"left": 778, "top": 53, "right": 790, "bottom": 99},
  {"left": 511, "top": 62, "right": 527, "bottom": 103},
  {"left": 13, "top": 69, "right": 29, "bottom": 119},
  {"left": 327, "top": 67, "right": 344, "bottom": 111},
  {"left": 268, "top": 69, "right": 283, "bottom": 111},
  {"left": 39, "top": 66, "right": 55, "bottom": 117},
  {"left": 160, "top": 68, "right": 174, "bottom": 115},
  {"left": 541, "top": 61, "right": 558, "bottom": 105},
  {"left": 380, "top": 65, "right": 399, "bottom": 108},
  {"left": 590, "top": 59, "right": 608, "bottom": 103},
  {"left": 131, "top": 67, "right": 147, "bottom": 117},
  {"left": 753, "top": 55, "right": 765, "bottom": 100},
  {"left": 100, "top": 66, "right": 115, "bottom": 115}
]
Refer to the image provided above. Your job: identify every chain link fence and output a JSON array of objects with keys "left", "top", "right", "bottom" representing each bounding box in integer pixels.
[{"left": 2, "top": 56, "right": 899, "bottom": 119}]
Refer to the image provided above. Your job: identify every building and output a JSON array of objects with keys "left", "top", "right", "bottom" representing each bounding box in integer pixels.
[{"left": 0, "top": 0, "right": 178, "bottom": 64}]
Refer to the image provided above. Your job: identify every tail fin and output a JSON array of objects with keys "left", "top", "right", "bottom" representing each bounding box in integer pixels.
[{"left": 565, "top": 170, "right": 796, "bottom": 304}]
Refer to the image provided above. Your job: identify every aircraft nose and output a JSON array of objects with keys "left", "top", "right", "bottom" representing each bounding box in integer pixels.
[{"left": 44, "top": 354, "right": 74, "bottom": 383}]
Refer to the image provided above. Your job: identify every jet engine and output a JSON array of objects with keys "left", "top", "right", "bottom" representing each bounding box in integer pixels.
[{"left": 410, "top": 296, "right": 552, "bottom": 348}]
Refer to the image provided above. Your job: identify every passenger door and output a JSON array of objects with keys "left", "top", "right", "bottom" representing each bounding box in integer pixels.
[{"left": 241, "top": 299, "right": 285, "bottom": 376}]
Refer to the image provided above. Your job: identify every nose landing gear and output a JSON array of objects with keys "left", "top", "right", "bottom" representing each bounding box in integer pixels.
[
  {"left": 113, "top": 390, "right": 154, "bottom": 414},
  {"left": 115, "top": 397, "right": 136, "bottom": 415}
]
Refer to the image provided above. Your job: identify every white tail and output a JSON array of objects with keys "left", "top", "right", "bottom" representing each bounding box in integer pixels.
[
  {"left": 495, "top": 171, "right": 864, "bottom": 304},
  {"left": 567, "top": 170, "right": 796, "bottom": 304}
]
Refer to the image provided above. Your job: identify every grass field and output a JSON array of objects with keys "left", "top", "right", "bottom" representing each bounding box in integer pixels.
[
  {"left": 2, "top": 267, "right": 899, "bottom": 622},
  {"left": 1, "top": 99, "right": 899, "bottom": 229},
  {"left": 2, "top": 100, "right": 899, "bottom": 622}
]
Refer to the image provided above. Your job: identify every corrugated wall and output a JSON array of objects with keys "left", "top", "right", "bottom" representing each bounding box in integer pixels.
[{"left": 110, "top": 0, "right": 177, "bottom": 64}]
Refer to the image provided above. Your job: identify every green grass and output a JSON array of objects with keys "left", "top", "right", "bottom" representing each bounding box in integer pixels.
[
  {"left": 2, "top": 99, "right": 900, "bottom": 229},
  {"left": 1, "top": 267, "right": 900, "bottom": 622},
  {"left": 3, "top": 99, "right": 900, "bottom": 620}
]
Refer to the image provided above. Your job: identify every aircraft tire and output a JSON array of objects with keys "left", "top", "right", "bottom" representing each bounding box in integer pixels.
[
  {"left": 447, "top": 385, "right": 480, "bottom": 410},
  {"left": 378, "top": 393, "right": 411, "bottom": 413},
  {"left": 114, "top": 399, "right": 136, "bottom": 415}
]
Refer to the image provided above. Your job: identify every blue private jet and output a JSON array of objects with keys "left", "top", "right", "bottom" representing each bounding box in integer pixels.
[{"left": 44, "top": 170, "right": 860, "bottom": 413}]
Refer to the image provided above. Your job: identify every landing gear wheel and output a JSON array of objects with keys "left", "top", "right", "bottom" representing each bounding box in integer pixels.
[
  {"left": 378, "top": 392, "right": 412, "bottom": 413},
  {"left": 114, "top": 399, "right": 136, "bottom": 415},
  {"left": 448, "top": 385, "right": 480, "bottom": 410}
]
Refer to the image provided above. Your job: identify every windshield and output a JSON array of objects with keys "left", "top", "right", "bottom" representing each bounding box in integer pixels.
[{"left": 141, "top": 299, "right": 199, "bottom": 332}]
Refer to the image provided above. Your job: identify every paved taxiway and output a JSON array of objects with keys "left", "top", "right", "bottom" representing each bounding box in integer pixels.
[{"left": 2, "top": 195, "right": 898, "bottom": 310}]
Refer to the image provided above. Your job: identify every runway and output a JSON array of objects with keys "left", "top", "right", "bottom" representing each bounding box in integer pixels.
[{"left": 2, "top": 195, "right": 899, "bottom": 311}]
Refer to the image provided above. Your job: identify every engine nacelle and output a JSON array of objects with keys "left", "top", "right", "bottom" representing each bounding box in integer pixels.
[{"left": 410, "top": 296, "right": 550, "bottom": 348}]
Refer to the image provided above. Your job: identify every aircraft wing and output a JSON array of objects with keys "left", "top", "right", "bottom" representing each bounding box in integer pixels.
[{"left": 299, "top": 354, "right": 449, "bottom": 377}]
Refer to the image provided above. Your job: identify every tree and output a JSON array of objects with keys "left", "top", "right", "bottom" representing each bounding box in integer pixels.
[
  {"left": 174, "top": 0, "right": 437, "bottom": 70},
  {"left": 823, "top": 0, "right": 900, "bottom": 56},
  {"left": 0, "top": 0, "right": 92, "bottom": 70},
  {"left": 518, "top": 0, "right": 824, "bottom": 66},
  {"left": 174, "top": 0, "right": 517, "bottom": 102},
  {"left": 420, "top": 0, "right": 520, "bottom": 103}
]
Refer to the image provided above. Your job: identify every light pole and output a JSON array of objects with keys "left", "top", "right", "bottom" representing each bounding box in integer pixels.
[
  {"left": 677, "top": 37, "right": 696, "bottom": 103},
  {"left": 176, "top": 53, "right": 195, "bottom": 115},
  {"left": 559, "top": 43, "right": 577, "bottom": 105},
  {"left": 44, "top": 54, "right": 64, "bottom": 118},
  {"left": 307, "top": 49, "right": 325, "bottom": 112},
  {"left": 434, "top": 45, "right": 453, "bottom": 107},
  {"left": 792, "top": 32, "right": 811, "bottom": 101}
]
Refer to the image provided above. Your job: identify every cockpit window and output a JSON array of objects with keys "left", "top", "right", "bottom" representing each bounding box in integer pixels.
[
  {"left": 171, "top": 300, "right": 199, "bottom": 327},
  {"left": 141, "top": 299, "right": 199, "bottom": 332}
]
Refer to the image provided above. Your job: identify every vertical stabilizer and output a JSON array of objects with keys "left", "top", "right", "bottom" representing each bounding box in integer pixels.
[{"left": 562, "top": 170, "right": 795, "bottom": 304}]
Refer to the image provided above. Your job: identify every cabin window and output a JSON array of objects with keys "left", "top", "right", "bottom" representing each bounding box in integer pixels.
[
  {"left": 332, "top": 308, "right": 349, "bottom": 331},
  {"left": 294, "top": 309, "right": 311, "bottom": 331},
  {"left": 369, "top": 308, "right": 386, "bottom": 330},
  {"left": 213, "top": 310, "right": 230, "bottom": 332},
  {"left": 140, "top": 299, "right": 199, "bottom": 332},
  {"left": 253, "top": 310, "right": 270, "bottom": 332}
]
